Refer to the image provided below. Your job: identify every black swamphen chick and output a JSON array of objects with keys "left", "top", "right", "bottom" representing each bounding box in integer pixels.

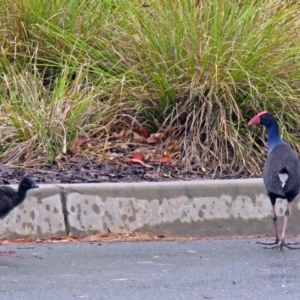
[
  {"left": 249, "top": 111, "right": 300, "bottom": 250},
  {"left": 0, "top": 177, "right": 38, "bottom": 256},
  {"left": 0, "top": 177, "right": 38, "bottom": 219}
]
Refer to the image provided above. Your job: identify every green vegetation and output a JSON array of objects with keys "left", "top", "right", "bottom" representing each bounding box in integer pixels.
[{"left": 1, "top": 0, "right": 300, "bottom": 176}]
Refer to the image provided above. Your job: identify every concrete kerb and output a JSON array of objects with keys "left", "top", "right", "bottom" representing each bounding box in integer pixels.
[{"left": 1, "top": 179, "right": 299, "bottom": 239}]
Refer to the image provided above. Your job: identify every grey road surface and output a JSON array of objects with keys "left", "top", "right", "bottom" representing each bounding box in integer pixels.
[{"left": 0, "top": 239, "right": 299, "bottom": 300}]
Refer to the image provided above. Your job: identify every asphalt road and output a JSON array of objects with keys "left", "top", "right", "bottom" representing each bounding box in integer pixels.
[{"left": 0, "top": 238, "right": 300, "bottom": 300}]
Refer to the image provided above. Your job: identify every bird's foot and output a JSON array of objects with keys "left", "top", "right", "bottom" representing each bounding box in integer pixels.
[
  {"left": 256, "top": 239, "right": 280, "bottom": 246},
  {"left": 262, "top": 239, "right": 300, "bottom": 250}
]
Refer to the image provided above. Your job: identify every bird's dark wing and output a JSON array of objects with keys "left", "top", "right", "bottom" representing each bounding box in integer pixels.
[
  {"left": 263, "top": 143, "right": 300, "bottom": 198},
  {"left": 0, "top": 187, "right": 18, "bottom": 218},
  {"left": 0, "top": 198, "right": 12, "bottom": 218}
]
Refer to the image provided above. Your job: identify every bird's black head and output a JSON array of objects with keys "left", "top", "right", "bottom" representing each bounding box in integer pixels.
[
  {"left": 248, "top": 111, "right": 277, "bottom": 127},
  {"left": 19, "top": 177, "right": 39, "bottom": 192}
]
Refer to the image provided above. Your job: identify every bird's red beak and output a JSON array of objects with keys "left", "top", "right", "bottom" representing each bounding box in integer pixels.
[
  {"left": 248, "top": 111, "right": 268, "bottom": 126},
  {"left": 248, "top": 115, "right": 261, "bottom": 125}
]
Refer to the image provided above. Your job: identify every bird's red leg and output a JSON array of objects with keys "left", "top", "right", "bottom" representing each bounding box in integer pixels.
[
  {"left": 263, "top": 202, "right": 300, "bottom": 250},
  {"left": 277, "top": 202, "right": 300, "bottom": 249},
  {"left": 281, "top": 202, "right": 291, "bottom": 241},
  {"left": 257, "top": 205, "right": 280, "bottom": 245}
]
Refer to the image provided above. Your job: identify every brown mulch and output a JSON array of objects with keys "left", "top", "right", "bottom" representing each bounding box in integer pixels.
[{"left": 0, "top": 158, "right": 252, "bottom": 185}]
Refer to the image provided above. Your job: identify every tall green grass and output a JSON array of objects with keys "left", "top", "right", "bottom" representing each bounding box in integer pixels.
[{"left": 0, "top": 0, "right": 300, "bottom": 176}]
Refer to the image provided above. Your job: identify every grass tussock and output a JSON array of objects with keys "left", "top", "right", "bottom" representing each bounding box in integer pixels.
[{"left": 1, "top": 0, "right": 300, "bottom": 177}]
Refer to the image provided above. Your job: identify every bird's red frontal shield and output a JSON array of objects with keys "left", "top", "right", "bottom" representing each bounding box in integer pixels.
[{"left": 248, "top": 111, "right": 268, "bottom": 125}]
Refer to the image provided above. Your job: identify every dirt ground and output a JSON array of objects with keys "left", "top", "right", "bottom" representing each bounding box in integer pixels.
[{"left": 0, "top": 158, "right": 252, "bottom": 185}]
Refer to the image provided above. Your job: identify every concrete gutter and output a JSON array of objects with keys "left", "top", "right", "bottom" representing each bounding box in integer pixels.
[{"left": 1, "top": 179, "right": 299, "bottom": 239}]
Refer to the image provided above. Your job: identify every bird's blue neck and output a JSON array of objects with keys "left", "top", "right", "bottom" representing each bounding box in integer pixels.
[{"left": 266, "top": 123, "right": 284, "bottom": 152}]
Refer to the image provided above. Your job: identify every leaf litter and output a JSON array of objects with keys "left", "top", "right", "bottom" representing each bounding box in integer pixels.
[
  {"left": 0, "top": 232, "right": 285, "bottom": 246},
  {"left": 0, "top": 126, "right": 251, "bottom": 185}
]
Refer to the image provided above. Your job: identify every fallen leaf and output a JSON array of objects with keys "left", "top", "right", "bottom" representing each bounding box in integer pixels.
[
  {"left": 146, "top": 136, "right": 156, "bottom": 144},
  {"left": 119, "top": 144, "right": 129, "bottom": 150},
  {"left": 146, "top": 132, "right": 165, "bottom": 144},
  {"left": 111, "top": 128, "right": 145, "bottom": 142},
  {"left": 132, "top": 131, "right": 145, "bottom": 142},
  {"left": 125, "top": 158, "right": 153, "bottom": 168},
  {"left": 111, "top": 129, "right": 126, "bottom": 139},
  {"left": 151, "top": 155, "right": 174, "bottom": 163},
  {"left": 100, "top": 233, "right": 110, "bottom": 238},
  {"left": 137, "top": 127, "right": 150, "bottom": 138},
  {"left": 69, "top": 136, "right": 94, "bottom": 153},
  {"left": 156, "top": 235, "right": 165, "bottom": 238},
  {"left": 123, "top": 129, "right": 132, "bottom": 139},
  {"left": 132, "top": 152, "right": 144, "bottom": 160},
  {"left": 161, "top": 172, "right": 172, "bottom": 178},
  {"left": 166, "top": 140, "right": 181, "bottom": 152}
]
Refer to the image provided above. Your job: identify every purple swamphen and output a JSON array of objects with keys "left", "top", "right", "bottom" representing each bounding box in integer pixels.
[
  {"left": 0, "top": 177, "right": 38, "bottom": 255},
  {"left": 249, "top": 111, "right": 300, "bottom": 249},
  {"left": 0, "top": 177, "right": 38, "bottom": 219}
]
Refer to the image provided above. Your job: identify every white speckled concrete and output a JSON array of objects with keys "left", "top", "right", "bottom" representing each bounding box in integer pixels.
[
  {"left": 0, "top": 185, "right": 66, "bottom": 239},
  {"left": 1, "top": 179, "right": 299, "bottom": 239}
]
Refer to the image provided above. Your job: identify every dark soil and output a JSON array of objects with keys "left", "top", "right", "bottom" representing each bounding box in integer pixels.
[{"left": 0, "top": 158, "right": 252, "bottom": 185}]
